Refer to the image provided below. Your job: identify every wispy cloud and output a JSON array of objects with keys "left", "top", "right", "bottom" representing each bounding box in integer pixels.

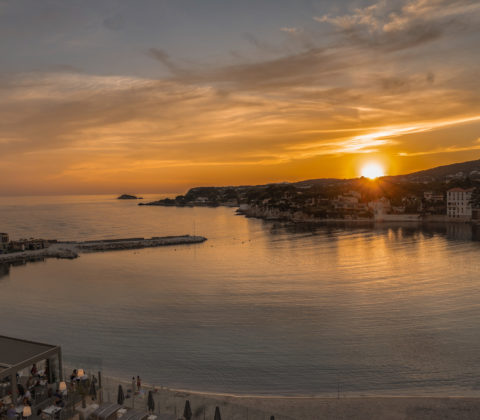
[
  {"left": 398, "top": 139, "right": 480, "bottom": 157},
  {"left": 315, "top": 0, "right": 480, "bottom": 51},
  {"left": 280, "top": 27, "right": 300, "bottom": 34},
  {"left": 286, "top": 116, "right": 480, "bottom": 158}
]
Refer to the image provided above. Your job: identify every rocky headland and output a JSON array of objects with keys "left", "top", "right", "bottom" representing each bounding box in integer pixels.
[{"left": 117, "top": 194, "right": 143, "bottom": 200}]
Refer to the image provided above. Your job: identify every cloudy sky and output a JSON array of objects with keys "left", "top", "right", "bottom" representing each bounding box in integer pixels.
[{"left": 1, "top": 0, "right": 480, "bottom": 194}]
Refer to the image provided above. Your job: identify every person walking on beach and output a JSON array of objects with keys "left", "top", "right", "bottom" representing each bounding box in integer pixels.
[
  {"left": 136, "top": 376, "right": 141, "bottom": 391},
  {"left": 131, "top": 377, "right": 136, "bottom": 394}
]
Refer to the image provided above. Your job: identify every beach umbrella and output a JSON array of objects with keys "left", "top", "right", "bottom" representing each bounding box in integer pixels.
[
  {"left": 117, "top": 385, "right": 125, "bottom": 405},
  {"left": 183, "top": 400, "right": 192, "bottom": 420},
  {"left": 147, "top": 391, "right": 155, "bottom": 412},
  {"left": 89, "top": 379, "right": 97, "bottom": 400},
  {"left": 213, "top": 406, "right": 221, "bottom": 420}
]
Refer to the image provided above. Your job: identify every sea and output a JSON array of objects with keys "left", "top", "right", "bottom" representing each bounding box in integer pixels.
[{"left": 1, "top": 194, "right": 480, "bottom": 396}]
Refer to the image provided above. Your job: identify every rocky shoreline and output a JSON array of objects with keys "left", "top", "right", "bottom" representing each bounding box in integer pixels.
[
  {"left": 0, "top": 235, "right": 207, "bottom": 265},
  {"left": 137, "top": 200, "right": 478, "bottom": 225},
  {"left": 237, "top": 205, "right": 480, "bottom": 225}
]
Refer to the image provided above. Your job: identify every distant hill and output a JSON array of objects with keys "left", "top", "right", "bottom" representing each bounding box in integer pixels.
[
  {"left": 293, "top": 178, "right": 348, "bottom": 187},
  {"left": 142, "top": 158, "right": 480, "bottom": 209},
  {"left": 294, "top": 159, "right": 480, "bottom": 187},
  {"left": 398, "top": 159, "right": 480, "bottom": 183},
  {"left": 151, "top": 159, "right": 480, "bottom": 205}
]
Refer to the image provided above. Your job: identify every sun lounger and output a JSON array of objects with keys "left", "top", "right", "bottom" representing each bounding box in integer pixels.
[
  {"left": 89, "top": 403, "right": 122, "bottom": 420},
  {"left": 118, "top": 409, "right": 148, "bottom": 420},
  {"left": 156, "top": 414, "right": 175, "bottom": 420}
]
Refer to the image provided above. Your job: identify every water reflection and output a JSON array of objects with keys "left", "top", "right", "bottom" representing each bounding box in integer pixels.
[
  {"left": 0, "top": 263, "right": 10, "bottom": 279},
  {"left": 281, "top": 220, "right": 480, "bottom": 243},
  {"left": 0, "top": 258, "right": 48, "bottom": 279},
  {"left": 1, "top": 196, "right": 480, "bottom": 396}
]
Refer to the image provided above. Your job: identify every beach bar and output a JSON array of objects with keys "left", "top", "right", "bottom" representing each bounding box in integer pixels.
[{"left": 0, "top": 335, "right": 63, "bottom": 405}]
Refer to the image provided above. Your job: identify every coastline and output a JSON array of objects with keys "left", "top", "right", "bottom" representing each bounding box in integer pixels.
[
  {"left": 138, "top": 200, "right": 478, "bottom": 225},
  {"left": 239, "top": 208, "right": 475, "bottom": 225},
  {"left": 91, "top": 372, "right": 480, "bottom": 420}
]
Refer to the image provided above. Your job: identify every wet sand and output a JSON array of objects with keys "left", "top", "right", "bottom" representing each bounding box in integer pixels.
[{"left": 95, "top": 373, "right": 480, "bottom": 420}]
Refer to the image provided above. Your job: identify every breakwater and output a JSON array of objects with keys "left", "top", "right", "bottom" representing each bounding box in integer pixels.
[{"left": 0, "top": 235, "right": 207, "bottom": 264}]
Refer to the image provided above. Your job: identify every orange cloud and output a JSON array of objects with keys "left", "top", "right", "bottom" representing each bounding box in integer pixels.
[{"left": 1, "top": 0, "right": 480, "bottom": 194}]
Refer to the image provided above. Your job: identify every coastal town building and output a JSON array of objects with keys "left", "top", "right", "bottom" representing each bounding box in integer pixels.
[
  {"left": 0, "top": 233, "right": 9, "bottom": 253},
  {"left": 347, "top": 190, "right": 361, "bottom": 199},
  {"left": 446, "top": 172, "right": 466, "bottom": 182},
  {"left": 391, "top": 205, "right": 406, "bottom": 214},
  {"left": 0, "top": 234, "right": 53, "bottom": 253},
  {"left": 424, "top": 191, "right": 444, "bottom": 202},
  {"left": 447, "top": 187, "right": 474, "bottom": 219},
  {"left": 333, "top": 194, "right": 359, "bottom": 211},
  {"left": 330, "top": 192, "right": 367, "bottom": 218},
  {"left": 368, "top": 197, "right": 391, "bottom": 216},
  {"left": 9, "top": 239, "right": 51, "bottom": 252},
  {"left": 422, "top": 191, "right": 446, "bottom": 215}
]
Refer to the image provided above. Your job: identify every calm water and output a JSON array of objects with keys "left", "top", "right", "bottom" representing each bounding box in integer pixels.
[{"left": 1, "top": 195, "right": 480, "bottom": 396}]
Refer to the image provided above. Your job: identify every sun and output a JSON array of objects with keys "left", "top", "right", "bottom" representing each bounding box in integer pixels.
[{"left": 361, "top": 162, "right": 385, "bottom": 179}]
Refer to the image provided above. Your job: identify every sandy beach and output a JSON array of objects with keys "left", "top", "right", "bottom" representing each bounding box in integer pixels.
[{"left": 91, "top": 372, "right": 480, "bottom": 420}]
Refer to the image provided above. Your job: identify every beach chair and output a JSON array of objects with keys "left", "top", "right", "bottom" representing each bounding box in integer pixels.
[{"left": 89, "top": 403, "right": 121, "bottom": 420}]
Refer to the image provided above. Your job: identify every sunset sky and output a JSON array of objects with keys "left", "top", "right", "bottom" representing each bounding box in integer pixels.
[{"left": 1, "top": 0, "right": 480, "bottom": 195}]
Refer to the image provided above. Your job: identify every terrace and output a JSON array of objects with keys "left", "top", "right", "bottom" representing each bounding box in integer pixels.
[{"left": 0, "top": 336, "right": 63, "bottom": 418}]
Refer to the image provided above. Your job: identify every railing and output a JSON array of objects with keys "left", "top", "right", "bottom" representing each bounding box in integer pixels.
[
  {"left": 32, "top": 385, "right": 51, "bottom": 406},
  {"left": 59, "top": 393, "right": 83, "bottom": 420},
  {"left": 33, "top": 396, "right": 56, "bottom": 415}
]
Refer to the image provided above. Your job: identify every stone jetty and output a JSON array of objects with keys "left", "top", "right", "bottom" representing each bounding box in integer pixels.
[{"left": 0, "top": 235, "right": 207, "bottom": 264}]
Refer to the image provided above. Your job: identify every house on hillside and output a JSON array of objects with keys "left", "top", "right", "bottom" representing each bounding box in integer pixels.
[
  {"left": 424, "top": 191, "right": 444, "bottom": 202},
  {"left": 368, "top": 197, "right": 391, "bottom": 216},
  {"left": 447, "top": 187, "right": 474, "bottom": 219}
]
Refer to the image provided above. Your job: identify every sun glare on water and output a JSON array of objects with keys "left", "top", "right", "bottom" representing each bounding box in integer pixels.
[{"left": 361, "top": 163, "right": 385, "bottom": 179}]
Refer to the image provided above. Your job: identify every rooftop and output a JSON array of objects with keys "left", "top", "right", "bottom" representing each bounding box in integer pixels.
[
  {"left": 448, "top": 187, "right": 475, "bottom": 192},
  {"left": 0, "top": 335, "right": 58, "bottom": 368}
]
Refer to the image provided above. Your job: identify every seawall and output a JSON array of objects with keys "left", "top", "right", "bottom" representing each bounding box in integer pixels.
[{"left": 0, "top": 235, "right": 207, "bottom": 265}]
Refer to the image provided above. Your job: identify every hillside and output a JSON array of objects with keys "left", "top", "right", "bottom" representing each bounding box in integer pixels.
[
  {"left": 295, "top": 158, "right": 480, "bottom": 187},
  {"left": 399, "top": 159, "right": 480, "bottom": 182}
]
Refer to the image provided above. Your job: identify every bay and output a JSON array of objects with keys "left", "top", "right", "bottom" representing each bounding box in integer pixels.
[{"left": 1, "top": 194, "right": 480, "bottom": 396}]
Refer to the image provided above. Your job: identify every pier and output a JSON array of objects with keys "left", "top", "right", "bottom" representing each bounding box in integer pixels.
[{"left": 0, "top": 235, "right": 207, "bottom": 264}]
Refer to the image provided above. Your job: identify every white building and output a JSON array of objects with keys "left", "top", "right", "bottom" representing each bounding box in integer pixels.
[
  {"left": 333, "top": 193, "right": 359, "bottom": 211},
  {"left": 447, "top": 187, "right": 474, "bottom": 219},
  {"left": 368, "top": 197, "right": 391, "bottom": 216}
]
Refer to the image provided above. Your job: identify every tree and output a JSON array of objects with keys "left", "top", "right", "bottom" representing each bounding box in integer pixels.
[{"left": 470, "top": 187, "right": 480, "bottom": 209}]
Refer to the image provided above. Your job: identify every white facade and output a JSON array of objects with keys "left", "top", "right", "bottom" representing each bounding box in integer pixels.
[
  {"left": 447, "top": 188, "right": 474, "bottom": 219},
  {"left": 333, "top": 194, "right": 359, "bottom": 211},
  {"left": 368, "top": 197, "right": 391, "bottom": 215}
]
